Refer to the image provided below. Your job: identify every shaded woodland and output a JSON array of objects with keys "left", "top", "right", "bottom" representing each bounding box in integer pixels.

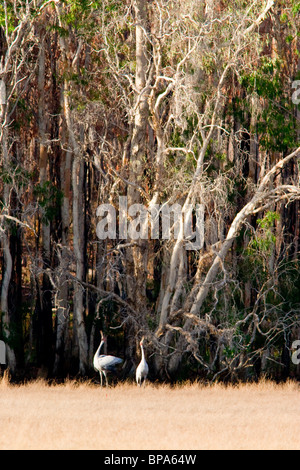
[{"left": 0, "top": 0, "right": 300, "bottom": 383}]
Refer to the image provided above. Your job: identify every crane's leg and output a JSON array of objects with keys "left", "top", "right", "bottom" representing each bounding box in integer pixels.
[
  {"left": 99, "top": 371, "right": 103, "bottom": 387},
  {"left": 103, "top": 371, "right": 108, "bottom": 387}
]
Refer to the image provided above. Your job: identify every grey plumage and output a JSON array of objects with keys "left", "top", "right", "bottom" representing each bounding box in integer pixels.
[{"left": 93, "top": 331, "right": 123, "bottom": 386}]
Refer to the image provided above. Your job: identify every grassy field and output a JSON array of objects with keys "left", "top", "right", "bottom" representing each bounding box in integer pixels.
[{"left": 0, "top": 375, "right": 299, "bottom": 450}]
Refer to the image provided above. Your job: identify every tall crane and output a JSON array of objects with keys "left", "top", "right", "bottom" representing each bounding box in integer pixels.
[
  {"left": 136, "top": 337, "right": 149, "bottom": 386},
  {"left": 93, "top": 331, "right": 123, "bottom": 386}
]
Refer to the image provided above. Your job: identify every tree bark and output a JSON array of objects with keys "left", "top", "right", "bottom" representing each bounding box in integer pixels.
[
  {"left": 53, "top": 119, "right": 72, "bottom": 375},
  {"left": 0, "top": 72, "right": 17, "bottom": 372},
  {"left": 37, "top": 32, "right": 53, "bottom": 370},
  {"left": 55, "top": 1, "right": 88, "bottom": 374},
  {"left": 126, "top": 0, "right": 150, "bottom": 313}
]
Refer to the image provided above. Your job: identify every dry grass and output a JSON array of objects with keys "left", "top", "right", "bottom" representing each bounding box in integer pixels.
[{"left": 0, "top": 375, "right": 299, "bottom": 450}]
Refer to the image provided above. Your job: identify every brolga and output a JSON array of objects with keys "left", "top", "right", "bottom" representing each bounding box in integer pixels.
[
  {"left": 93, "top": 331, "right": 123, "bottom": 386},
  {"left": 136, "top": 337, "right": 149, "bottom": 387}
]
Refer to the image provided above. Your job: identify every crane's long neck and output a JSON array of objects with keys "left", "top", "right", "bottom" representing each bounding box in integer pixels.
[
  {"left": 96, "top": 340, "right": 105, "bottom": 357},
  {"left": 140, "top": 343, "right": 145, "bottom": 361}
]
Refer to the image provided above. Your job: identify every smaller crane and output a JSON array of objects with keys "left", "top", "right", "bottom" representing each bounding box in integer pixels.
[
  {"left": 93, "top": 331, "right": 123, "bottom": 386},
  {"left": 136, "top": 337, "right": 149, "bottom": 386}
]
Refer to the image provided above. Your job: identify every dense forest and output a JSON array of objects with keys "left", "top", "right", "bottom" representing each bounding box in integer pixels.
[{"left": 0, "top": 0, "right": 300, "bottom": 383}]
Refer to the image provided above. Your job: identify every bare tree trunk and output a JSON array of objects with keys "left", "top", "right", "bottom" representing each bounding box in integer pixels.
[
  {"left": 126, "top": 0, "right": 149, "bottom": 313},
  {"left": 37, "top": 33, "right": 53, "bottom": 370},
  {"left": 72, "top": 155, "right": 88, "bottom": 374},
  {"left": 0, "top": 83, "right": 16, "bottom": 371},
  {"left": 244, "top": 93, "right": 260, "bottom": 308},
  {"left": 294, "top": 58, "right": 300, "bottom": 259},
  {"left": 53, "top": 122, "right": 72, "bottom": 375},
  {"left": 38, "top": 35, "right": 50, "bottom": 260},
  {"left": 1, "top": 233, "right": 16, "bottom": 371},
  {"left": 55, "top": 2, "right": 88, "bottom": 374}
]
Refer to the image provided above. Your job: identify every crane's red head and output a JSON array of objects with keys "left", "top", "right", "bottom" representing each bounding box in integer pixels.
[{"left": 100, "top": 331, "right": 106, "bottom": 342}]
